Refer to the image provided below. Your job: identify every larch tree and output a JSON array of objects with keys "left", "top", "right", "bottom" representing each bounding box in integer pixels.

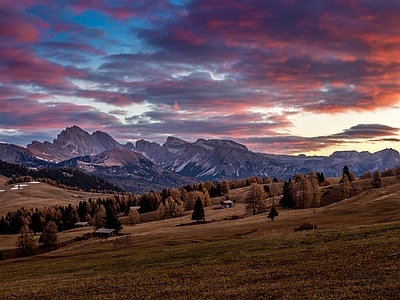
[
  {"left": 297, "top": 175, "right": 313, "bottom": 209},
  {"left": 39, "top": 221, "right": 58, "bottom": 251},
  {"left": 269, "top": 182, "right": 281, "bottom": 205},
  {"left": 16, "top": 224, "right": 36, "bottom": 256},
  {"left": 310, "top": 176, "right": 321, "bottom": 208},
  {"left": 93, "top": 204, "right": 106, "bottom": 229},
  {"left": 128, "top": 207, "right": 140, "bottom": 225},
  {"left": 156, "top": 203, "right": 166, "bottom": 220},
  {"left": 340, "top": 173, "right": 351, "bottom": 200},
  {"left": 202, "top": 188, "right": 212, "bottom": 207},
  {"left": 245, "top": 183, "right": 268, "bottom": 215},
  {"left": 372, "top": 170, "right": 382, "bottom": 188},
  {"left": 164, "top": 196, "right": 183, "bottom": 219}
]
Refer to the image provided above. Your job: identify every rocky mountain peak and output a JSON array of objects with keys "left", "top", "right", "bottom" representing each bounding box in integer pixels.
[
  {"left": 27, "top": 125, "right": 126, "bottom": 162},
  {"left": 164, "top": 136, "right": 189, "bottom": 148}
]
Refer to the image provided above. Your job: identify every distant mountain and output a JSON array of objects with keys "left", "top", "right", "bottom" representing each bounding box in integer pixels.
[
  {"left": 265, "top": 148, "right": 400, "bottom": 177},
  {"left": 136, "top": 137, "right": 400, "bottom": 179},
  {"left": 55, "top": 148, "right": 198, "bottom": 193},
  {"left": 0, "top": 143, "right": 45, "bottom": 167},
  {"left": 0, "top": 126, "right": 399, "bottom": 193},
  {"left": 27, "top": 125, "right": 134, "bottom": 162},
  {"left": 135, "top": 137, "right": 302, "bottom": 180}
]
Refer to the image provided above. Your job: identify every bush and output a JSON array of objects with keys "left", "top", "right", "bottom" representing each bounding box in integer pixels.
[{"left": 294, "top": 222, "right": 317, "bottom": 232}]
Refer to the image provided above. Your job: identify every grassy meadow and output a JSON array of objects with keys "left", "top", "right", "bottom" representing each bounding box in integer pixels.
[
  {"left": 0, "top": 175, "right": 114, "bottom": 215},
  {"left": 0, "top": 176, "right": 399, "bottom": 299}
]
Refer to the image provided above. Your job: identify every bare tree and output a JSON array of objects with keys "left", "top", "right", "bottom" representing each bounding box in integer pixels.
[
  {"left": 297, "top": 175, "right": 313, "bottom": 209},
  {"left": 16, "top": 225, "right": 36, "bottom": 256},
  {"left": 269, "top": 182, "right": 281, "bottom": 205},
  {"left": 245, "top": 183, "right": 268, "bottom": 215},
  {"left": 310, "top": 176, "right": 321, "bottom": 208}
]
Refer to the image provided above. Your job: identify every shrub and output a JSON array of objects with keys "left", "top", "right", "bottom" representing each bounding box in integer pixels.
[{"left": 294, "top": 222, "right": 317, "bottom": 232}]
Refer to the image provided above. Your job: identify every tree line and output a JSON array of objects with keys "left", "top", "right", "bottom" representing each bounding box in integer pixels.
[{"left": 0, "top": 160, "right": 123, "bottom": 193}]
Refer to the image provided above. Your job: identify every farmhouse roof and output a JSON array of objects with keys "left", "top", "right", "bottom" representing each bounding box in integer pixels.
[
  {"left": 221, "top": 200, "right": 234, "bottom": 204},
  {"left": 74, "top": 222, "right": 89, "bottom": 226},
  {"left": 95, "top": 228, "right": 115, "bottom": 234}
]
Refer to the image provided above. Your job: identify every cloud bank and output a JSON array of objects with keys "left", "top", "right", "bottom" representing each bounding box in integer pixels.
[{"left": 1, "top": 0, "right": 400, "bottom": 154}]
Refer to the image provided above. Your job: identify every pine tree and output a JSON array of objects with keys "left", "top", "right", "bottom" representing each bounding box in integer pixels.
[
  {"left": 343, "top": 166, "right": 352, "bottom": 182},
  {"left": 29, "top": 211, "right": 44, "bottom": 235},
  {"left": 267, "top": 206, "right": 279, "bottom": 221},
  {"left": 105, "top": 205, "right": 122, "bottom": 233},
  {"left": 191, "top": 197, "right": 205, "bottom": 222},
  {"left": 280, "top": 181, "right": 296, "bottom": 208}
]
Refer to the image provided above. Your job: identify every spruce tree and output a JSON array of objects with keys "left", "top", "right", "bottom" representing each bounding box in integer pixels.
[
  {"left": 267, "top": 206, "right": 279, "bottom": 221},
  {"left": 280, "top": 181, "right": 296, "bottom": 208},
  {"left": 343, "top": 166, "right": 352, "bottom": 182},
  {"left": 105, "top": 205, "right": 122, "bottom": 233},
  {"left": 191, "top": 197, "right": 205, "bottom": 222},
  {"left": 29, "top": 212, "right": 43, "bottom": 235}
]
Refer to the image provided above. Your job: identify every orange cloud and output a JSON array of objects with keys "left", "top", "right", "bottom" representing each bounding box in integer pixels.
[{"left": 173, "top": 101, "right": 180, "bottom": 110}]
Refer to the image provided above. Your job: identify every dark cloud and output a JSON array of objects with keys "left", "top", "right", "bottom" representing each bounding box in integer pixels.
[
  {"left": 333, "top": 124, "right": 400, "bottom": 139},
  {"left": 1, "top": 0, "right": 400, "bottom": 153}
]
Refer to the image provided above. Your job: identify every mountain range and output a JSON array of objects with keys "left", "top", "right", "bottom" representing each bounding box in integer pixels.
[{"left": 1, "top": 125, "right": 399, "bottom": 193}]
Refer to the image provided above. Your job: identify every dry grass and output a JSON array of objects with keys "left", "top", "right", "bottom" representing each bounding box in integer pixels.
[
  {"left": 0, "top": 222, "right": 399, "bottom": 299},
  {"left": 0, "top": 176, "right": 399, "bottom": 299}
]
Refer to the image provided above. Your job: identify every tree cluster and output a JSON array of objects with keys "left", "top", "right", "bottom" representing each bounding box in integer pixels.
[
  {"left": 279, "top": 173, "right": 321, "bottom": 209},
  {"left": 0, "top": 197, "right": 123, "bottom": 235}
]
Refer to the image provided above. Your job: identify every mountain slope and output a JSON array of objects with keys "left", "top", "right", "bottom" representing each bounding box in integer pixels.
[
  {"left": 56, "top": 148, "right": 198, "bottom": 193},
  {"left": 1, "top": 126, "right": 399, "bottom": 189},
  {"left": 135, "top": 137, "right": 303, "bottom": 180}
]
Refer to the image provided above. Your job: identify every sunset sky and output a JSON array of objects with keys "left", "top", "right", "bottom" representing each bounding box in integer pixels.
[{"left": 1, "top": 0, "right": 400, "bottom": 155}]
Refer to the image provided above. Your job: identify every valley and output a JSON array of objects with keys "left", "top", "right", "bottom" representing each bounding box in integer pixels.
[
  {"left": 0, "top": 174, "right": 399, "bottom": 298},
  {"left": 0, "top": 126, "right": 399, "bottom": 299}
]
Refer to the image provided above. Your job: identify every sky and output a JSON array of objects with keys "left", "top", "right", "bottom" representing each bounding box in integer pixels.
[{"left": 1, "top": 0, "right": 400, "bottom": 156}]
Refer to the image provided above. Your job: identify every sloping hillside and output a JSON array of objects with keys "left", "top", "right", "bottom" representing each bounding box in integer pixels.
[{"left": 0, "top": 179, "right": 114, "bottom": 215}]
